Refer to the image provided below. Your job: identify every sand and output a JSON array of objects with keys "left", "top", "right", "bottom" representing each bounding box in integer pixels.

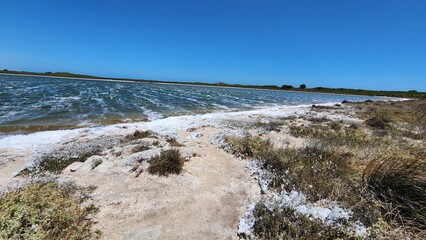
[{"left": 0, "top": 103, "right": 360, "bottom": 239}]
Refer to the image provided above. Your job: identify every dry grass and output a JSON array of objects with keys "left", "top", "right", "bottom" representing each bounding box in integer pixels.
[
  {"left": 289, "top": 125, "right": 388, "bottom": 149},
  {"left": 147, "top": 149, "right": 185, "bottom": 176},
  {"left": 228, "top": 100, "right": 426, "bottom": 238},
  {"left": 132, "top": 142, "right": 150, "bottom": 153},
  {"left": 351, "top": 100, "right": 426, "bottom": 141},
  {"left": 124, "top": 130, "right": 152, "bottom": 141},
  {"left": 252, "top": 203, "right": 355, "bottom": 240},
  {"left": 364, "top": 148, "right": 426, "bottom": 231},
  {"left": 166, "top": 137, "right": 185, "bottom": 147},
  {"left": 227, "top": 136, "right": 380, "bottom": 224},
  {"left": 0, "top": 182, "right": 100, "bottom": 239},
  {"left": 23, "top": 144, "right": 103, "bottom": 175}
]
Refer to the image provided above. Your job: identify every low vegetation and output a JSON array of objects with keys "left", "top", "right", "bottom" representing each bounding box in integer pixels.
[
  {"left": 132, "top": 142, "right": 150, "bottom": 153},
  {"left": 21, "top": 131, "right": 157, "bottom": 176},
  {"left": 148, "top": 149, "right": 185, "bottom": 176},
  {"left": 19, "top": 138, "right": 117, "bottom": 176},
  {"left": 124, "top": 130, "right": 153, "bottom": 141},
  {"left": 0, "top": 182, "right": 100, "bottom": 239},
  {"left": 365, "top": 149, "right": 426, "bottom": 230},
  {"left": 252, "top": 204, "right": 354, "bottom": 239},
  {"left": 289, "top": 125, "right": 388, "bottom": 149},
  {"left": 227, "top": 100, "right": 425, "bottom": 239},
  {"left": 166, "top": 137, "right": 185, "bottom": 147}
]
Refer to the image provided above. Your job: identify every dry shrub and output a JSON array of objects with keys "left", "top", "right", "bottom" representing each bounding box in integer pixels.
[
  {"left": 254, "top": 121, "right": 282, "bottom": 132},
  {"left": 289, "top": 126, "right": 387, "bottom": 148},
  {"left": 228, "top": 136, "right": 382, "bottom": 227},
  {"left": 148, "top": 149, "right": 185, "bottom": 176},
  {"left": 225, "top": 136, "right": 274, "bottom": 158},
  {"left": 252, "top": 203, "right": 353, "bottom": 240},
  {"left": 23, "top": 143, "right": 104, "bottom": 175},
  {"left": 263, "top": 143, "right": 357, "bottom": 203},
  {"left": 227, "top": 136, "right": 363, "bottom": 203},
  {"left": 124, "top": 130, "right": 152, "bottom": 141},
  {"left": 166, "top": 137, "right": 185, "bottom": 147},
  {"left": 132, "top": 142, "right": 150, "bottom": 153},
  {"left": 353, "top": 99, "right": 426, "bottom": 140},
  {"left": 0, "top": 182, "right": 99, "bottom": 239},
  {"left": 330, "top": 121, "right": 342, "bottom": 130},
  {"left": 365, "top": 116, "right": 391, "bottom": 130},
  {"left": 364, "top": 150, "right": 426, "bottom": 230}
]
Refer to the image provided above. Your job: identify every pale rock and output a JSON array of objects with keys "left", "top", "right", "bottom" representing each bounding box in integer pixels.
[{"left": 63, "top": 162, "right": 84, "bottom": 173}]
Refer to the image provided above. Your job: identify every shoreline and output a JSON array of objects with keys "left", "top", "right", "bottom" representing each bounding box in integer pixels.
[
  {"left": 0, "top": 99, "right": 424, "bottom": 239},
  {"left": 0, "top": 102, "right": 347, "bottom": 148},
  {"left": 0, "top": 97, "right": 409, "bottom": 142}
]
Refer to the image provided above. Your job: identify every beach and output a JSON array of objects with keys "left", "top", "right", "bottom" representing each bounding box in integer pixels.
[
  {"left": 0, "top": 75, "right": 424, "bottom": 238},
  {"left": 3, "top": 98, "right": 424, "bottom": 239}
]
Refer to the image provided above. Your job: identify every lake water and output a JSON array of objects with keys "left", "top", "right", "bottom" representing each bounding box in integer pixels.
[{"left": 0, "top": 74, "right": 387, "bottom": 134}]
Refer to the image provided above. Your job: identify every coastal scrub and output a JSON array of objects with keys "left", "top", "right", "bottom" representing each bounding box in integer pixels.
[{"left": 0, "top": 182, "right": 100, "bottom": 239}]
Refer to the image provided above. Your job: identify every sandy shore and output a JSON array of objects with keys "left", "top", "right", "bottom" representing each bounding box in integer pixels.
[{"left": 0, "top": 103, "right": 364, "bottom": 239}]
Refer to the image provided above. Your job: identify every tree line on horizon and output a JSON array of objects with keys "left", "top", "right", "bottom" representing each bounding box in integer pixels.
[{"left": 1, "top": 68, "right": 424, "bottom": 98}]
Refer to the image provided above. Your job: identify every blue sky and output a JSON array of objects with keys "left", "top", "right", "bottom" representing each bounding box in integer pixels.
[{"left": 0, "top": 0, "right": 425, "bottom": 91}]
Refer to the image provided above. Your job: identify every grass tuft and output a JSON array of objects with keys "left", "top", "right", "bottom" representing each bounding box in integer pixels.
[
  {"left": 364, "top": 150, "right": 426, "bottom": 230},
  {"left": 365, "top": 116, "right": 391, "bottom": 130},
  {"left": 147, "top": 149, "right": 185, "bottom": 176},
  {"left": 166, "top": 137, "right": 185, "bottom": 147},
  {"left": 132, "top": 142, "right": 150, "bottom": 153},
  {"left": 289, "top": 125, "right": 388, "bottom": 148},
  {"left": 124, "top": 130, "right": 152, "bottom": 141},
  {"left": 224, "top": 136, "right": 274, "bottom": 158}
]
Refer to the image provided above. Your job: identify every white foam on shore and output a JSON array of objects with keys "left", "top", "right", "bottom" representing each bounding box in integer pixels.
[{"left": 0, "top": 103, "right": 333, "bottom": 151}]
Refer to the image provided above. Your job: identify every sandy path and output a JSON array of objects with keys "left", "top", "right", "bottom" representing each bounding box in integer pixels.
[
  {"left": 0, "top": 148, "right": 29, "bottom": 188},
  {"left": 58, "top": 127, "right": 259, "bottom": 239}
]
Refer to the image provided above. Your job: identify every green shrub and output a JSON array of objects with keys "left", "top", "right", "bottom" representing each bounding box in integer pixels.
[{"left": 0, "top": 182, "right": 100, "bottom": 239}]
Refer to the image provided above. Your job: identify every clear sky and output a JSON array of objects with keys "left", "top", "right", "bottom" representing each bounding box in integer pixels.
[{"left": 1, "top": 0, "right": 425, "bottom": 91}]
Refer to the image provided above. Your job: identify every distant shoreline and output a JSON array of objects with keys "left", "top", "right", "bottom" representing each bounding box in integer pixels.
[
  {"left": 1, "top": 71, "right": 424, "bottom": 99},
  {"left": 0, "top": 72, "right": 392, "bottom": 99}
]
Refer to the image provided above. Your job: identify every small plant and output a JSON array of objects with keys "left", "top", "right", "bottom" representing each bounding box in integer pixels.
[
  {"left": 330, "top": 121, "right": 342, "bottom": 130},
  {"left": 148, "top": 149, "right": 185, "bottom": 176},
  {"left": 254, "top": 121, "right": 282, "bottom": 132},
  {"left": 365, "top": 116, "right": 391, "bottom": 130},
  {"left": 0, "top": 182, "right": 100, "bottom": 239},
  {"left": 124, "top": 130, "right": 152, "bottom": 141},
  {"left": 91, "top": 158, "right": 103, "bottom": 170},
  {"left": 25, "top": 146, "right": 102, "bottom": 175},
  {"left": 225, "top": 136, "right": 274, "bottom": 158},
  {"left": 132, "top": 142, "right": 150, "bottom": 153},
  {"left": 166, "top": 137, "right": 184, "bottom": 147}
]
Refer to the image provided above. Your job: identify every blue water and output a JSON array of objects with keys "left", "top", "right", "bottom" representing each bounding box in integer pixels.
[{"left": 0, "top": 74, "right": 386, "bottom": 133}]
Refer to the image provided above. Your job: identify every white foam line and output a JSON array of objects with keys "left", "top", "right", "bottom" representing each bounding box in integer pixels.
[{"left": 0, "top": 103, "right": 322, "bottom": 151}]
